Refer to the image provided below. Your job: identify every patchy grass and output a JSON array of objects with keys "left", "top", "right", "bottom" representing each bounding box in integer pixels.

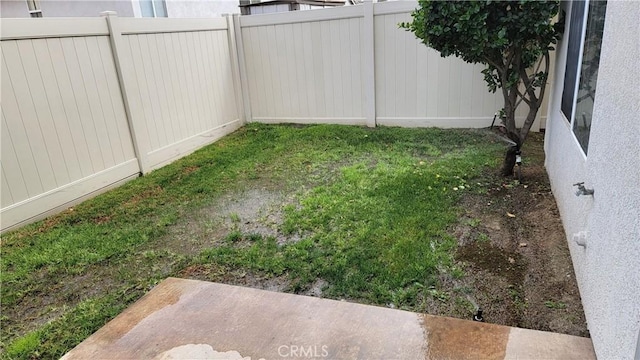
[
  {"left": 545, "top": 300, "right": 568, "bottom": 310},
  {"left": 2, "top": 124, "right": 506, "bottom": 358}
]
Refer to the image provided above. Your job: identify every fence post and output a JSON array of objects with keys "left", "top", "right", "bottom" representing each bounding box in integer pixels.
[
  {"left": 231, "top": 14, "right": 252, "bottom": 124},
  {"left": 101, "top": 11, "right": 150, "bottom": 173},
  {"left": 225, "top": 14, "right": 247, "bottom": 125},
  {"left": 363, "top": 0, "right": 376, "bottom": 127}
]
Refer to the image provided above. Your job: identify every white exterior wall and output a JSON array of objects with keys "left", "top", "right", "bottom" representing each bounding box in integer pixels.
[
  {"left": 1, "top": 0, "right": 238, "bottom": 18},
  {"left": 165, "top": 0, "right": 239, "bottom": 18},
  {"left": 246, "top": 4, "right": 289, "bottom": 15},
  {"left": 0, "top": 0, "right": 135, "bottom": 17},
  {"left": 1, "top": 0, "right": 29, "bottom": 17},
  {"left": 544, "top": 2, "right": 640, "bottom": 359},
  {"left": 39, "top": 1, "right": 135, "bottom": 17}
]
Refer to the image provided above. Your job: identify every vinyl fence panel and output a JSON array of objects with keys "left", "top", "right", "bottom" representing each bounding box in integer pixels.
[
  {"left": 0, "top": 16, "right": 243, "bottom": 232},
  {"left": 373, "top": 8, "right": 504, "bottom": 128},
  {"left": 238, "top": 1, "right": 549, "bottom": 129},
  {"left": 240, "top": 7, "right": 367, "bottom": 125},
  {"left": 115, "top": 17, "right": 242, "bottom": 172},
  {"left": 1, "top": 19, "right": 139, "bottom": 231}
]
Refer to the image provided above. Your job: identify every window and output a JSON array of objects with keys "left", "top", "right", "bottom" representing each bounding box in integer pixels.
[
  {"left": 26, "top": 0, "right": 42, "bottom": 17},
  {"left": 140, "top": 0, "right": 167, "bottom": 17},
  {"left": 560, "top": 0, "right": 607, "bottom": 154},
  {"left": 560, "top": 1, "right": 585, "bottom": 120}
]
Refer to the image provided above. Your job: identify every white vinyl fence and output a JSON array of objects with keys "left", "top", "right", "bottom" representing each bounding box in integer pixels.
[
  {"left": 240, "top": 6, "right": 370, "bottom": 125},
  {"left": 1, "top": 1, "right": 550, "bottom": 232},
  {"left": 1, "top": 15, "right": 242, "bottom": 232},
  {"left": 238, "top": 1, "right": 550, "bottom": 129},
  {"left": 111, "top": 16, "right": 243, "bottom": 171}
]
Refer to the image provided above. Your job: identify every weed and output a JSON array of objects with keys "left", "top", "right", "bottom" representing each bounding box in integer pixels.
[
  {"left": 477, "top": 233, "right": 490, "bottom": 242},
  {"left": 467, "top": 218, "right": 482, "bottom": 227},
  {"left": 454, "top": 296, "right": 476, "bottom": 314},
  {"left": 229, "top": 213, "right": 241, "bottom": 223},
  {"left": 427, "top": 288, "right": 451, "bottom": 303},
  {"left": 5, "top": 331, "right": 41, "bottom": 359},
  {"left": 508, "top": 285, "right": 528, "bottom": 312},
  {"left": 545, "top": 300, "right": 567, "bottom": 309},
  {"left": 225, "top": 230, "right": 243, "bottom": 243},
  {"left": 247, "top": 233, "right": 263, "bottom": 242}
]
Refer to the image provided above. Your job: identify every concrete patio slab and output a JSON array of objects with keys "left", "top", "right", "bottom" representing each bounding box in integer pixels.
[{"left": 63, "top": 277, "right": 595, "bottom": 359}]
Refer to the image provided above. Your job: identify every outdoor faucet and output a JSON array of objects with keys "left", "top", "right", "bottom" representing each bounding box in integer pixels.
[{"left": 573, "top": 182, "right": 594, "bottom": 197}]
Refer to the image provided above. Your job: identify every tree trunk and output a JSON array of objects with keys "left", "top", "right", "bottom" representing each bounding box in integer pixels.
[
  {"left": 497, "top": 51, "right": 549, "bottom": 178},
  {"left": 500, "top": 91, "right": 521, "bottom": 177},
  {"left": 501, "top": 145, "right": 518, "bottom": 177}
]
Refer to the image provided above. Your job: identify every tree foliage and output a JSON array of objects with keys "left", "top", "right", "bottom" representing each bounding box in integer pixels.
[{"left": 401, "top": 0, "right": 563, "bottom": 157}]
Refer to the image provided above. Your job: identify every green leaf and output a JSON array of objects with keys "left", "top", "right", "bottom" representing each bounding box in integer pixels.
[{"left": 400, "top": 0, "right": 562, "bottom": 146}]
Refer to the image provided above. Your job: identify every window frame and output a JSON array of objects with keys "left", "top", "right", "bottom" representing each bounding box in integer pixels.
[
  {"left": 560, "top": 0, "right": 606, "bottom": 156},
  {"left": 141, "top": 0, "right": 168, "bottom": 18},
  {"left": 567, "top": 1, "right": 590, "bottom": 130}
]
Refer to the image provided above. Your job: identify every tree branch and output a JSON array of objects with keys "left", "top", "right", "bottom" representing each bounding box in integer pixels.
[
  {"left": 483, "top": 55, "right": 504, "bottom": 73},
  {"left": 519, "top": 66, "right": 539, "bottom": 104},
  {"left": 519, "top": 51, "right": 550, "bottom": 141},
  {"left": 503, "top": 47, "right": 517, "bottom": 69},
  {"left": 518, "top": 55, "right": 545, "bottom": 101},
  {"left": 515, "top": 88, "right": 532, "bottom": 109}
]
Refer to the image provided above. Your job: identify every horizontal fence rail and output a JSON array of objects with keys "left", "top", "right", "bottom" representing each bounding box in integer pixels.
[{"left": 1, "top": 1, "right": 550, "bottom": 232}]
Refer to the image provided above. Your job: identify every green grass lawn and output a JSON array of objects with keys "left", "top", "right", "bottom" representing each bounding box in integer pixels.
[{"left": 1, "top": 123, "right": 504, "bottom": 359}]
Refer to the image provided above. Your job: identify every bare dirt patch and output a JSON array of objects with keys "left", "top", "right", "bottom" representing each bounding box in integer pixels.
[
  {"left": 215, "top": 188, "right": 301, "bottom": 245},
  {"left": 177, "top": 264, "right": 290, "bottom": 292},
  {"left": 2, "top": 265, "right": 122, "bottom": 341},
  {"left": 151, "top": 186, "right": 302, "bottom": 258},
  {"left": 446, "top": 133, "right": 588, "bottom": 336}
]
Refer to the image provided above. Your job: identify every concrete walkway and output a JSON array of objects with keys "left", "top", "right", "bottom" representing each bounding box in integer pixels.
[{"left": 63, "top": 278, "right": 595, "bottom": 359}]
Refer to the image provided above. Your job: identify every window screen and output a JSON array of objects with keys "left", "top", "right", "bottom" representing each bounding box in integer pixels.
[
  {"left": 153, "top": 0, "right": 167, "bottom": 17},
  {"left": 572, "top": 0, "right": 607, "bottom": 153},
  {"left": 560, "top": 0, "right": 586, "bottom": 121},
  {"left": 140, "top": 0, "right": 155, "bottom": 17}
]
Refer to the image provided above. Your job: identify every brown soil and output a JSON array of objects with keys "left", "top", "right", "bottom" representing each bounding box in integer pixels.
[
  {"left": 447, "top": 133, "right": 588, "bottom": 336},
  {"left": 177, "top": 263, "right": 290, "bottom": 292}
]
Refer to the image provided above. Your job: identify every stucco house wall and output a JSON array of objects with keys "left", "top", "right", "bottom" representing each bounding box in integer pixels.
[
  {"left": 1, "top": 0, "right": 29, "bottom": 17},
  {"left": 544, "top": 1, "right": 640, "bottom": 359},
  {"left": 0, "top": 0, "right": 238, "bottom": 18},
  {"left": 0, "top": 0, "right": 134, "bottom": 17},
  {"left": 40, "top": 1, "right": 134, "bottom": 17},
  {"left": 165, "top": 0, "right": 239, "bottom": 17}
]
